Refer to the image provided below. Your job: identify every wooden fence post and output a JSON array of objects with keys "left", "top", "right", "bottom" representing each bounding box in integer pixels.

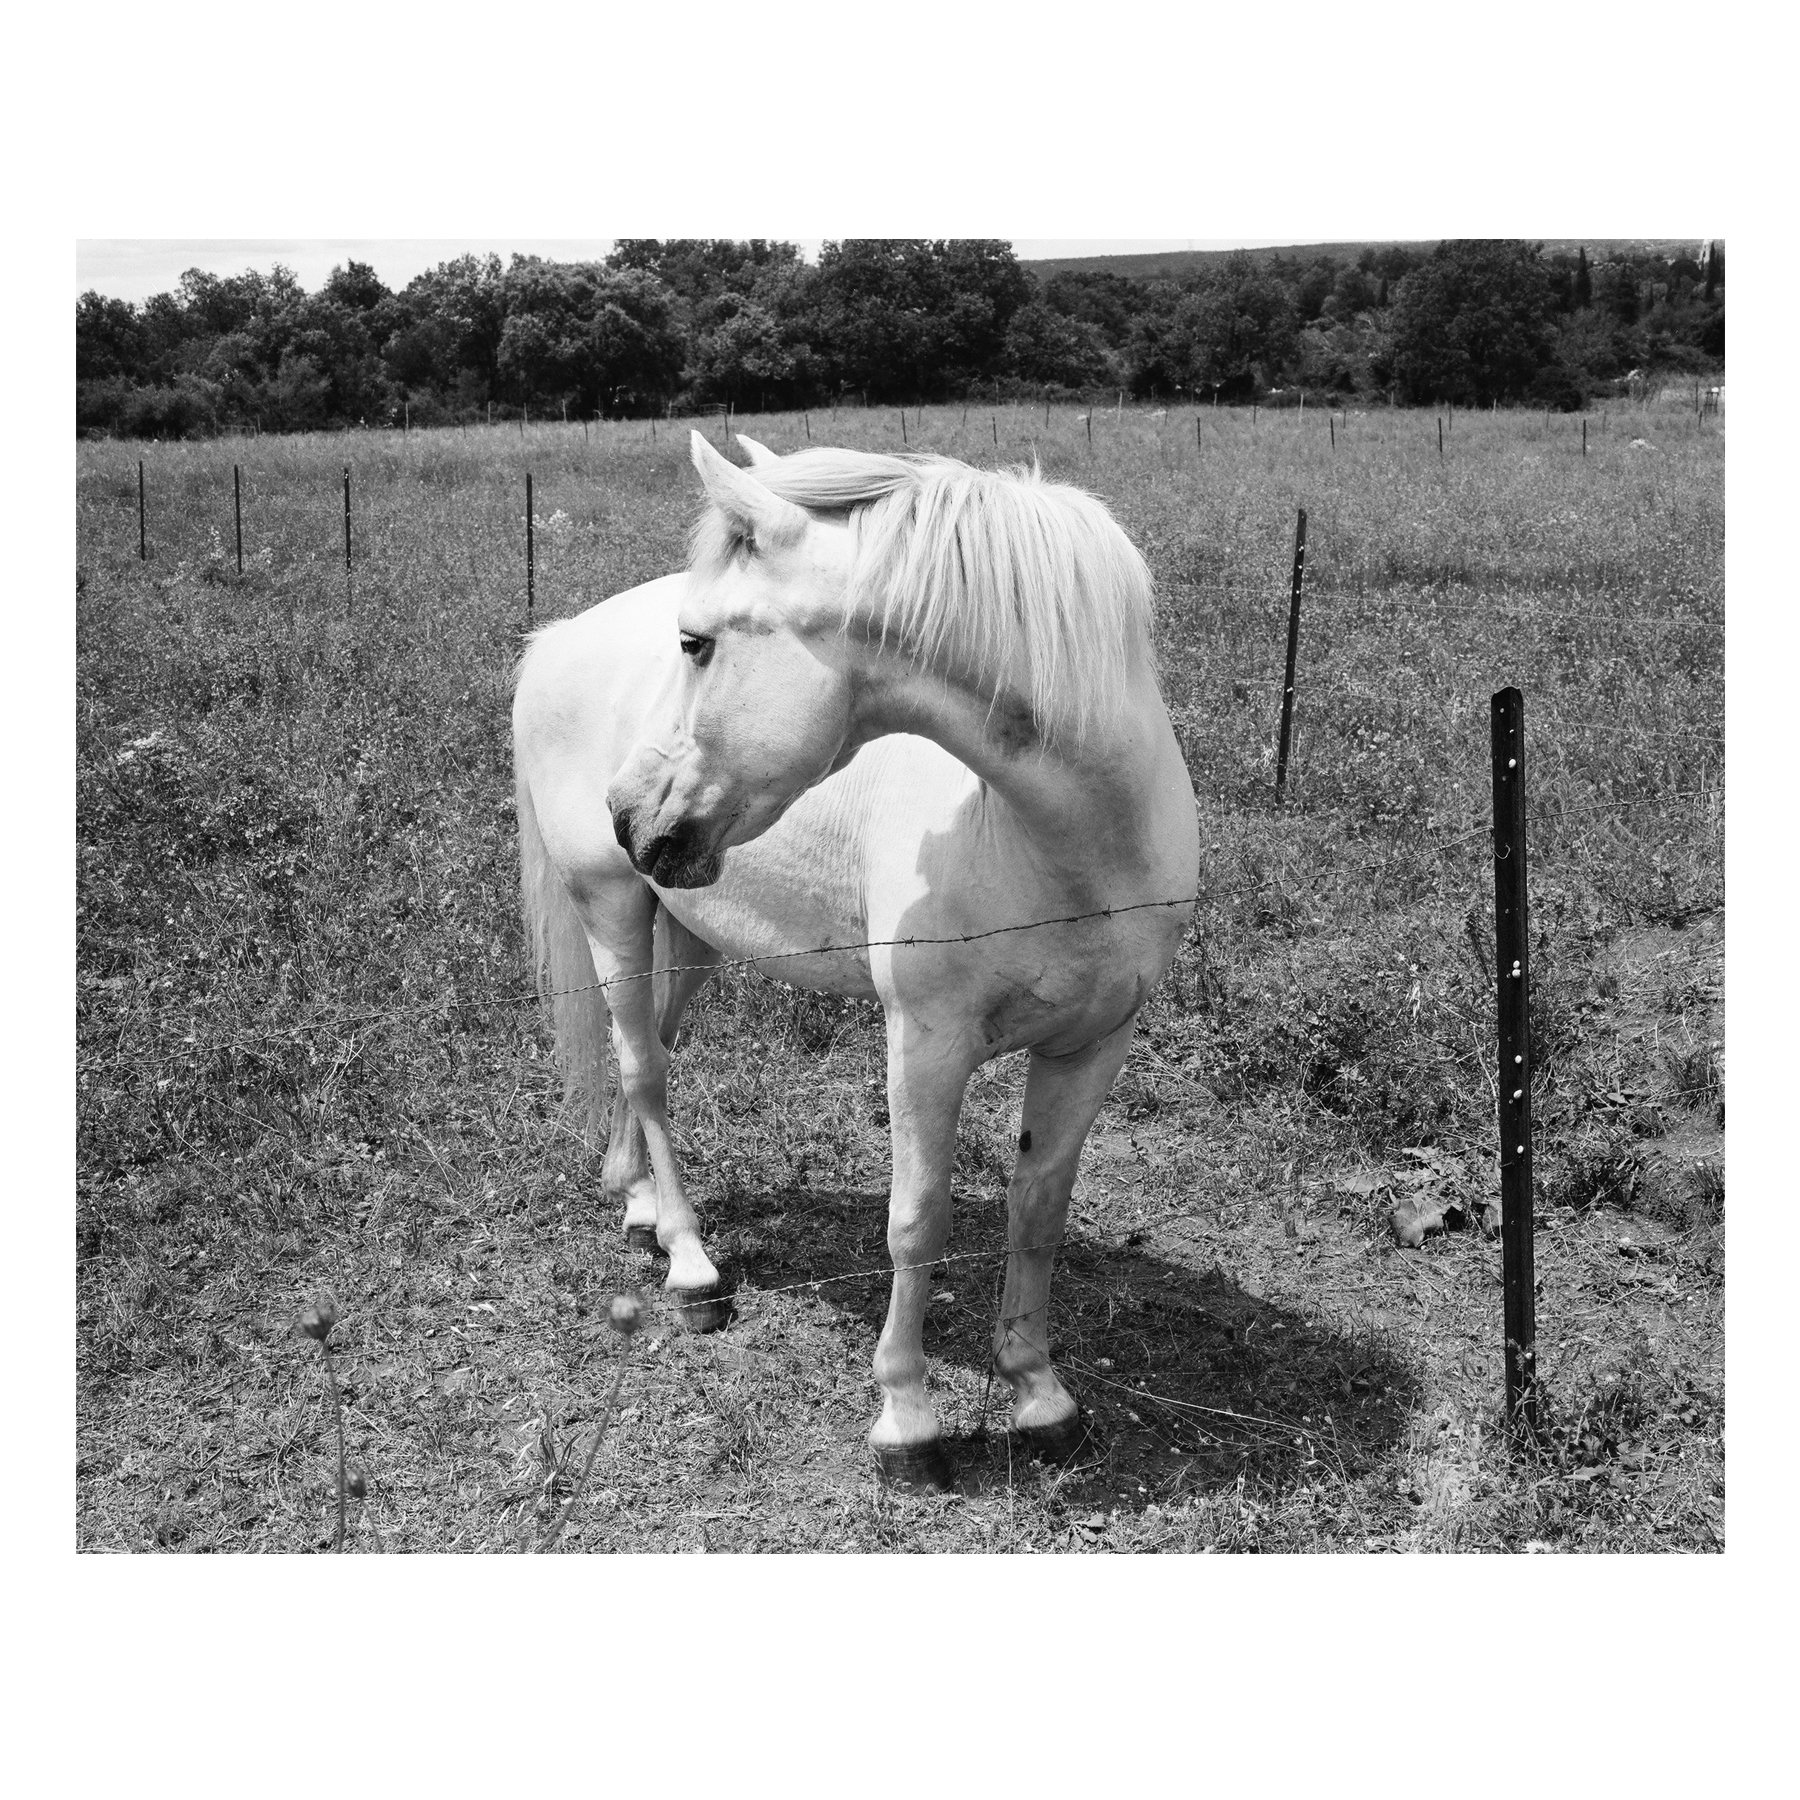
[
  {"left": 901, "top": 410, "right": 908, "bottom": 446},
  {"left": 342, "top": 467, "right": 352, "bottom": 610},
  {"left": 525, "top": 471, "right": 535, "bottom": 621},
  {"left": 1274, "top": 507, "right": 1307, "bottom": 804},
  {"left": 233, "top": 464, "right": 243, "bottom": 575},
  {"left": 1438, "top": 417, "right": 1444, "bottom": 457},
  {"left": 137, "top": 459, "right": 146, "bottom": 560},
  {"left": 1491, "top": 686, "right": 1540, "bottom": 1439}
]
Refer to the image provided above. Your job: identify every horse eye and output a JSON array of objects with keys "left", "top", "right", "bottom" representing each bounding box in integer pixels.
[{"left": 679, "top": 631, "right": 714, "bottom": 666}]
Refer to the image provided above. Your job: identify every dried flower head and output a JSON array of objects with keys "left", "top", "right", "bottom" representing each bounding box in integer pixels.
[{"left": 299, "top": 1294, "right": 339, "bottom": 1342}]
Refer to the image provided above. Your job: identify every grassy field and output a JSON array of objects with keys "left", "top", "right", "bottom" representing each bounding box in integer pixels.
[{"left": 75, "top": 393, "right": 1723, "bottom": 1553}]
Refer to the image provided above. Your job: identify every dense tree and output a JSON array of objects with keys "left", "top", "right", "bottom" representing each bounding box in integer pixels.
[
  {"left": 1389, "top": 241, "right": 1557, "bottom": 405},
  {"left": 1001, "top": 301, "right": 1115, "bottom": 390},
  {"left": 73, "top": 239, "right": 1726, "bottom": 436}
]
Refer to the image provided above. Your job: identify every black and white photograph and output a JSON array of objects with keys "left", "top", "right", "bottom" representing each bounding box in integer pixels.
[
  {"left": 74, "top": 232, "right": 1727, "bottom": 1557},
  {"left": 27, "top": 3, "right": 1789, "bottom": 1789}
]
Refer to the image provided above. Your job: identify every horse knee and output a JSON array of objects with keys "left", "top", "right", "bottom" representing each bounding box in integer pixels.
[{"left": 886, "top": 1208, "right": 948, "bottom": 1268}]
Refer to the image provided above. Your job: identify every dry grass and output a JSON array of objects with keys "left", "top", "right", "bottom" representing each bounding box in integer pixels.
[{"left": 76, "top": 391, "right": 1722, "bottom": 1552}]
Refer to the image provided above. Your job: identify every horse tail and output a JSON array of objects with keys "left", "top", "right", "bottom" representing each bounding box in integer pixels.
[{"left": 516, "top": 768, "right": 611, "bottom": 1144}]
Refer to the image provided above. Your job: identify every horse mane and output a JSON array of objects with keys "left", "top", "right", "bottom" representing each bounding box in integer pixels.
[{"left": 689, "top": 447, "right": 1156, "bottom": 746}]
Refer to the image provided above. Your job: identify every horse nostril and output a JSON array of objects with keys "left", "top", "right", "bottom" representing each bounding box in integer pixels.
[{"left": 609, "top": 800, "right": 637, "bottom": 860}]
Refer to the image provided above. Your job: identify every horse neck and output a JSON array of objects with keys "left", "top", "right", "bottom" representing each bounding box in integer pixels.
[{"left": 846, "top": 639, "right": 1167, "bottom": 867}]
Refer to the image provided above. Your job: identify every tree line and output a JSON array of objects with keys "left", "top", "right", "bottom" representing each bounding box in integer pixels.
[{"left": 76, "top": 238, "right": 1724, "bottom": 438}]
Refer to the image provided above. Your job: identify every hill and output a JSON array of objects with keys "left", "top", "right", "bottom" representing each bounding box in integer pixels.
[{"left": 1023, "top": 239, "right": 1707, "bottom": 282}]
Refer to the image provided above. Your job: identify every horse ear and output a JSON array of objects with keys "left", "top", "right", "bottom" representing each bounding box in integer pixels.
[
  {"left": 735, "top": 434, "right": 781, "bottom": 468},
  {"left": 688, "top": 431, "right": 807, "bottom": 547}
]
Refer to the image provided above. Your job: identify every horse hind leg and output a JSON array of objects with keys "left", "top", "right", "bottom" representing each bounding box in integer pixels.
[
  {"left": 995, "top": 1017, "right": 1138, "bottom": 1460},
  {"left": 605, "top": 908, "right": 719, "bottom": 1252}
]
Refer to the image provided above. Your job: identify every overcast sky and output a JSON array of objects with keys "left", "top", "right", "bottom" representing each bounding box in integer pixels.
[{"left": 75, "top": 239, "right": 1314, "bottom": 302}]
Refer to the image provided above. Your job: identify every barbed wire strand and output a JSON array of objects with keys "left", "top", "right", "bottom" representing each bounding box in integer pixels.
[{"left": 77, "top": 771, "right": 1725, "bottom": 1080}]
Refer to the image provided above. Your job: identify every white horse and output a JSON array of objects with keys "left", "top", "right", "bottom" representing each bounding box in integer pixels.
[{"left": 513, "top": 432, "right": 1199, "bottom": 1485}]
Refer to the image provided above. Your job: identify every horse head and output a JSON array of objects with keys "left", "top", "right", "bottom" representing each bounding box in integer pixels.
[{"left": 605, "top": 433, "right": 859, "bottom": 888}]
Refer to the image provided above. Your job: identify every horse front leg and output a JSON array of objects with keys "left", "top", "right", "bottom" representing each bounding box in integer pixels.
[
  {"left": 579, "top": 894, "right": 727, "bottom": 1332},
  {"left": 995, "top": 1016, "right": 1138, "bottom": 1458},
  {"left": 605, "top": 908, "right": 719, "bottom": 1250},
  {"left": 868, "top": 1023, "right": 973, "bottom": 1489}
]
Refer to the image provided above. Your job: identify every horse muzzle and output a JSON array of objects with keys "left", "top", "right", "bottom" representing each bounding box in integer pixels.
[{"left": 609, "top": 800, "right": 724, "bottom": 889}]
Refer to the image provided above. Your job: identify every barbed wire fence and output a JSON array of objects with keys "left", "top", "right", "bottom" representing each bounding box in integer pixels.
[{"left": 80, "top": 440, "right": 1723, "bottom": 1529}]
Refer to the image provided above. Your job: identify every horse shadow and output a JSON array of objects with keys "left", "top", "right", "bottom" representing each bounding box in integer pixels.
[{"left": 697, "top": 1181, "right": 1419, "bottom": 1515}]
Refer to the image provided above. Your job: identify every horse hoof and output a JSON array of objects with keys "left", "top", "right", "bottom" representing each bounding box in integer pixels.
[
  {"left": 1011, "top": 1409, "right": 1092, "bottom": 1465},
  {"left": 624, "top": 1224, "right": 660, "bottom": 1252},
  {"left": 874, "top": 1440, "right": 956, "bottom": 1491},
  {"left": 668, "top": 1285, "right": 732, "bottom": 1334}
]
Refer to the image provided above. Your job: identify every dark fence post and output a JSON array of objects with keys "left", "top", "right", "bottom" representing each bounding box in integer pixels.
[
  {"left": 1491, "top": 686, "right": 1540, "bottom": 1440},
  {"left": 526, "top": 471, "right": 535, "bottom": 621},
  {"left": 1438, "top": 417, "right": 1444, "bottom": 457},
  {"left": 1274, "top": 508, "right": 1308, "bottom": 804},
  {"left": 233, "top": 464, "right": 243, "bottom": 575},
  {"left": 342, "top": 466, "right": 353, "bottom": 610},
  {"left": 901, "top": 410, "right": 908, "bottom": 446},
  {"left": 137, "top": 459, "right": 146, "bottom": 560}
]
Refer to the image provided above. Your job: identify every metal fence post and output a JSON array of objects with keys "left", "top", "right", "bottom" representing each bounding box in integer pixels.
[
  {"left": 526, "top": 471, "right": 535, "bottom": 621},
  {"left": 1274, "top": 508, "right": 1308, "bottom": 804},
  {"left": 233, "top": 464, "right": 243, "bottom": 575},
  {"left": 1491, "top": 686, "right": 1540, "bottom": 1439}
]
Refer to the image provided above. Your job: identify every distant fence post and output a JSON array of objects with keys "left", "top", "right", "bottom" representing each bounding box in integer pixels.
[
  {"left": 1329, "top": 415, "right": 1336, "bottom": 451},
  {"left": 1274, "top": 507, "right": 1308, "bottom": 804},
  {"left": 1491, "top": 686, "right": 1540, "bottom": 1440},
  {"left": 233, "top": 464, "right": 243, "bottom": 575},
  {"left": 526, "top": 471, "right": 535, "bottom": 622},
  {"left": 900, "top": 409, "right": 908, "bottom": 446},
  {"left": 137, "top": 459, "right": 146, "bottom": 561},
  {"left": 342, "top": 466, "right": 353, "bottom": 610},
  {"left": 804, "top": 411, "right": 811, "bottom": 442},
  {"left": 1438, "top": 417, "right": 1444, "bottom": 457}
]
